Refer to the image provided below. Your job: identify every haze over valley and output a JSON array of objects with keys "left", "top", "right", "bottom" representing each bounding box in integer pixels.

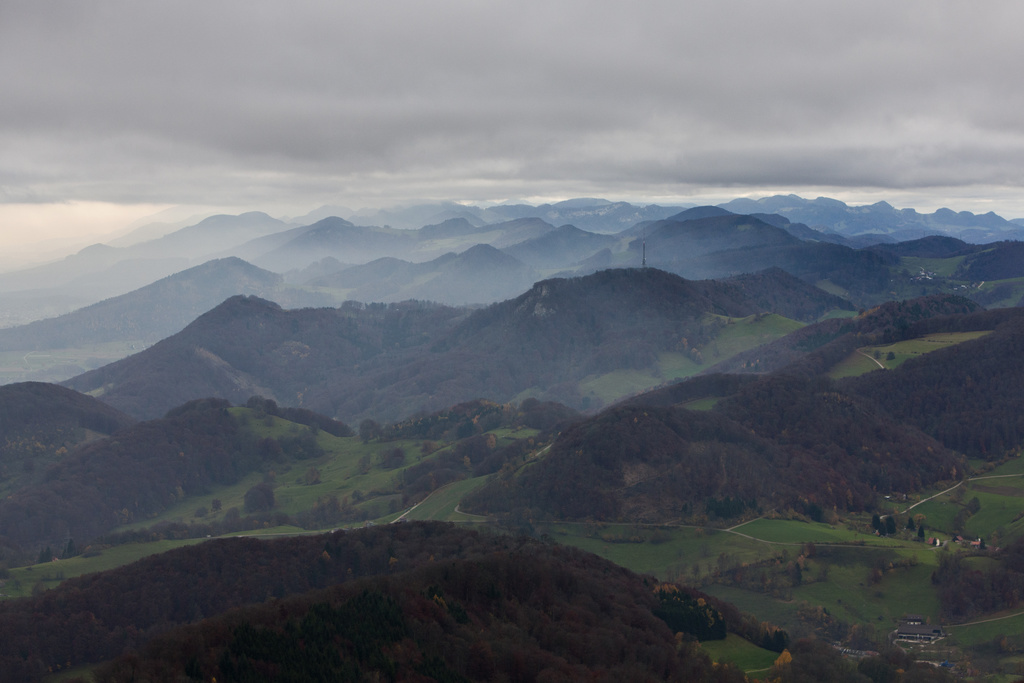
[{"left": 1, "top": 193, "right": 1024, "bottom": 679}]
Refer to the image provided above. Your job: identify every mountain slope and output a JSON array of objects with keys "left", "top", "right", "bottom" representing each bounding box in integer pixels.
[
  {"left": 310, "top": 244, "right": 540, "bottom": 304},
  {"left": 62, "top": 296, "right": 466, "bottom": 419},
  {"left": 64, "top": 268, "right": 842, "bottom": 422},
  {"left": 0, "top": 396, "right": 351, "bottom": 552},
  {"left": 502, "top": 224, "right": 618, "bottom": 268},
  {"left": 0, "top": 524, "right": 747, "bottom": 683},
  {"left": 252, "top": 216, "right": 418, "bottom": 271},
  {"left": 0, "top": 258, "right": 285, "bottom": 352},
  {"left": 0, "top": 382, "right": 135, "bottom": 498}
]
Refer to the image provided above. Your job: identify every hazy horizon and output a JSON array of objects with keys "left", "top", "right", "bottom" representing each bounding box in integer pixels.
[{"left": 4, "top": 2, "right": 1024, "bottom": 262}]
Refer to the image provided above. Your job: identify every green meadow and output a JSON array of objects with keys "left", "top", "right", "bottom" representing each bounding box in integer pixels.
[
  {"left": 830, "top": 331, "right": 992, "bottom": 379},
  {"left": 579, "top": 313, "right": 804, "bottom": 406},
  {"left": 901, "top": 255, "right": 968, "bottom": 278},
  {"left": 700, "top": 634, "right": 778, "bottom": 674},
  {"left": 2, "top": 538, "right": 206, "bottom": 599}
]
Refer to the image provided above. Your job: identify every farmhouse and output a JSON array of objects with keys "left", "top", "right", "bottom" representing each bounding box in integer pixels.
[{"left": 894, "top": 617, "right": 943, "bottom": 643}]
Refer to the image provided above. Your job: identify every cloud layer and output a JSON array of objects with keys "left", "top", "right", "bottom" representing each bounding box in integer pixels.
[{"left": 3, "top": 1, "right": 1024, "bottom": 213}]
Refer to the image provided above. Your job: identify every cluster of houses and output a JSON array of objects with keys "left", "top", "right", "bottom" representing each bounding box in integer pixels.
[{"left": 923, "top": 535, "right": 996, "bottom": 552}]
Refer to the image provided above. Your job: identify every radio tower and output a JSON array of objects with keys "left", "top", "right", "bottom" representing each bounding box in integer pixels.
[{"left": 641, "top": 230, "right": 646, "bottom": 268}]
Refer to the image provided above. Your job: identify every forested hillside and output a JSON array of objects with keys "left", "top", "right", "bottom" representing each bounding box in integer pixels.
[
  {"left": 464, "top": 297, "right": 1024, "bottom": 527},
  {"left": 0, "top": 523, "right": 753, "bottom": 682},
  {"left": 465, "top": 375, "right": 961, "bottom": 523},
  {"left": 847, "top": 307, "right": 1024, "bottom": 458},
  {"left": 0, "top": 383, "right": 134, "bottom": 499},
  {"left": 0, "top": 398, "right": 348, "bottom": 553},
  {"left": 63, "top": 268, "right": 849, "bottom": 422}
]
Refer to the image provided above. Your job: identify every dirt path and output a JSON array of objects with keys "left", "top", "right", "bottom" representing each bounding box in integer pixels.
[
  {"left": 856, "top": 348, "right": 886, "bottom": 370},
  {"left": 901, "top": 473, "right": 1024, "bottom": 514},
  {"left": 948, "top": 609, "right": 1024, "bottom": 629}
]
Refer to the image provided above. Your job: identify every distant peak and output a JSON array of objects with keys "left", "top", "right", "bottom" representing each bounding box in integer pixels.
[{"left": 552, "top": 198, "right": 613, "bottom": 209}]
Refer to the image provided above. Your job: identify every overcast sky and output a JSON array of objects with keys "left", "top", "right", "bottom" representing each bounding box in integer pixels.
[{"left": 3, "top": 1, "right": 1024, "bottom": 254}]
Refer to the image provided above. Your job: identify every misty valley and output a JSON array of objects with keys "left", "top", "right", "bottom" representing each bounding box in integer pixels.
[{"left": 4, "top": 197, "right": 1024, "bottom": 681}]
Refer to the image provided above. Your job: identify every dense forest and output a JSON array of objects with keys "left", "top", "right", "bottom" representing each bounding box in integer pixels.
[
  {"left": 0, "top": 522, "right": 774, "bottom": 682},
  {"left": 464, "top": 369, "right": 964, "bottom": 523},
  {"left": 848, "top": 309, "right": 1024, "bottom": 458},
  {"left": 0, "top": 383, "right": 134, "bottom": 498}
]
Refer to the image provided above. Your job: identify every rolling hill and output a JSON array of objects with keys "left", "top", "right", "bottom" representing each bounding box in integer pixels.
[
  {"left": 0, "top": 258, "right": 341, "bottom": 385},
  {"left": 63, "top": 268, "right": 849, "bottom": 422},
  {"left": 308, "top": 243, "right": 541, "bottom": 305},
  {"left": 0, "top": 523, "right": 752, "bottom": 683},
  {"left": 0, "top": 382, "right": 135, "bottom": 498}
]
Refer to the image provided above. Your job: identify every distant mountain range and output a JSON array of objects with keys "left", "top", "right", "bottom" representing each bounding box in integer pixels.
[
  {"left": 2, "top": 193, "right": 1024, "bottom": 390},
  {"left": 0, "top": 195, "right": 1017, "bottom": 328},
  {"left": 720, "top": 195, "right": 1024, "bottom": 243}
]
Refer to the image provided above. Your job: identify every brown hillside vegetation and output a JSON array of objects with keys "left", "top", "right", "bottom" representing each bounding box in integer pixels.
[
  {"left": 0, "top": 523, "right": 750, "bottom": 683},
  {"left": 0, "top": 382, "right": 134, "bottom": 500},
  {"left": 847, "top": 307, "right": 1024, "bottom": 458},
  {"left": 466, "top": 371, "right": 963, "bottom": 522},
  {"left": 98, "top": 539, "right": 749, "bottom": 683}
]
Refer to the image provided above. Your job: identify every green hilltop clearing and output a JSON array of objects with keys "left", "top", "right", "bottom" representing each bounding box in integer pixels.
[
  {"left": 580, "top": 312, "right": 805, "bottom": 406},
  {"left": 829, "top": 330, "right": 992, "bottom": 379}
]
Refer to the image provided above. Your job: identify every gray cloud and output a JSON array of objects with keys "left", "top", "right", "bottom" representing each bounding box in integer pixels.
[{"left": 3, "top": 1, "right": 1024, "bottom": 212}]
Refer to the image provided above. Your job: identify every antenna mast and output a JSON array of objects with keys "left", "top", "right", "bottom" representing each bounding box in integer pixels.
[{"left": 642, "top": 230, "right": 646, "bottom": 268}]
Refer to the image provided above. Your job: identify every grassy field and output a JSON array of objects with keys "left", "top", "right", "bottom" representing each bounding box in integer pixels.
[
  {"left": 706, "top": 314, "right": 804, "bottom": 360},
  {"left": 946, "top": 611, "right": 1024, "bottom": 647},
  {"left": 579, "top": 314, "right": 804, "bottom": 406},
  {"left": 2, "top": 538, "right": 206, "bottom": 599},
  {"left": 113, "top": 409, "right": 462, "bottom": 532},
  {"left": 683, "top": 397, "right": 721, "bottom": 411},
  {"left": 700, "top": 634, "right": 778, "bottom": 674},
  {"left": 974, "top": 277, "right": 1024, "bottom": 309},
  {"left": 581, "top": 368, "right": 675, "bottom": 405},
  {"left": 901, "top": 255, "right": 968, "bottom": 278},
  {"left": 830, "top": 331, "right": 992, "bottom": 379},
  {"left": 814, "top": 280, "right": 849, "bottom": 299},
  {"left": 733, "top": 518, "right": 905, "bottom": 546},
  {"left": 543, "top": 516, "right": 968, "bottom": 649},
  {"left": 390, "top": 475, "right": 493, "bottom": 523},
  {"left": 542, "top": 523, "right": 781, "bottom": 580},
  {"left": 820, "top": 309, "right": 860, "bottom": 320}
]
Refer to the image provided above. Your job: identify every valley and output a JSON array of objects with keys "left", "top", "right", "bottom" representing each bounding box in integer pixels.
[{"left": 2, "top": 198, "right": 1024, "bottom": 680}]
